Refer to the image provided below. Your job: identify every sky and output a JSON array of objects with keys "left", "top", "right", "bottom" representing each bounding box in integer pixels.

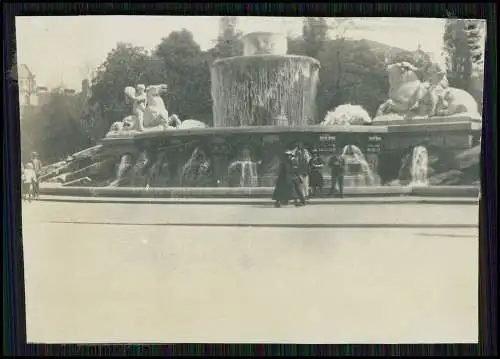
[{"left": 15, "top": 16, "right": 453, "bottom": 91}]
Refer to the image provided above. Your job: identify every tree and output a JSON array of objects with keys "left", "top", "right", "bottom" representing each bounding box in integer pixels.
[
  {"left": 324, "top": 19, "right": 355, "bottom": 102},
  {"left": 153, "top": 29, "right": 212, "bottom": 121},
  {"left": 302, "top": 17, "right": 329, "bottom": 59},
  {"left": 211, "top": 16, "right": 243, "bottom": 60},
  {"left": 443, "top": 19, "right": 481, "bottom": 90},
  {"left": 21, "top": 92, "right": 91, "bottom": 163},
  {"left": 289, "top": 19, "right": 401, "bottom": 122},
  {"left": 463, "top": 20, "right": 485, "bottom": 70},
  {"left": 462, "top": 20, "right": 485, "bottom": 111},
  {"left": 287, "top": 36, "right": 306, "bottom": 56},
  {"left": 316, "top": 39, "right": 389, "bottom": 120},
  {"left": 88, "top": 43, "right": 155, "bottom": 132}
]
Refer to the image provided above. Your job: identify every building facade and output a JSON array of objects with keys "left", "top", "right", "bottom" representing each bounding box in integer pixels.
[
  {"left": 18, "top": 64, "right": 81, "bottom": 118},
  {"left": 18, "top": 64, "right": 38, "bottom": 118}
]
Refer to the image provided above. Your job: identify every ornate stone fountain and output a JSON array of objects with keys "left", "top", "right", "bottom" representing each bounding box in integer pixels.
[{"left": 38, "top": 32, "right": 481, "bottom": 196}]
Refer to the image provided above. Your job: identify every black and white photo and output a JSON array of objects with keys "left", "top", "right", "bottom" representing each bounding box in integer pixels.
[{"left": 17, "top": 16, "right": 485, "bottom": 344}]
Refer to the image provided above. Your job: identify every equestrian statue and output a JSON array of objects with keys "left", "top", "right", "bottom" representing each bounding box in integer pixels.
[{"left": 374, "top": 50, "right": 480, "bottom": 121}]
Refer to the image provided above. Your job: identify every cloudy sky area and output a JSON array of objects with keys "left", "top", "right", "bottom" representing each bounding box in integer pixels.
[{"left": 16, "top": 16, "right": 452, "bottom": 91}]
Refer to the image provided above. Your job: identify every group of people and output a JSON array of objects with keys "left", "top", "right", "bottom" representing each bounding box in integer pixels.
[
  {"left": 272, "top": 144, "right": 345, "bottom": 208},
  {"left": 21, "top": 152, "right": 42, "bottom": 201}
]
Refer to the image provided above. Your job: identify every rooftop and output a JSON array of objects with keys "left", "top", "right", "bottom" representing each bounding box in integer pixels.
[{"left": 18, "top": 64, "right": 34, "bottom": 79}]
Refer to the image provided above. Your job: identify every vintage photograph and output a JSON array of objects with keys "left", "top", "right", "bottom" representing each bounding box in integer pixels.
[{"left": 17, "top": 16, "right": 484, "bottom": 343}]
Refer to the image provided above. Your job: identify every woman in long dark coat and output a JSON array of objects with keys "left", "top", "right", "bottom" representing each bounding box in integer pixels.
[{"left": 272, "top": 151, "right": 295, "bottom": 207}]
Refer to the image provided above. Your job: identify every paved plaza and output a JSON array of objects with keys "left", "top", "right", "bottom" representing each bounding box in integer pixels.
[{"left": 22, "top": 201, "right": 479, "bottom": 344}]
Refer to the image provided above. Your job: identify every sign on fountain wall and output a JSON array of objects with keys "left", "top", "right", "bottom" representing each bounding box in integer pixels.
[
  {"left": 318, "top": 134, "right": 336, "bottom": 153},
  {"left": 365, "top": 135, "right": 383, "bottom": 173},
  {"left": 366, "top": 135, "right": 383, "bottom": 154}
]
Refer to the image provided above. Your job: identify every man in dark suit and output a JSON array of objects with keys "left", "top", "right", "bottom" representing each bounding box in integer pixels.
[{"left": 328, "top": 149, "right": 345, "bottom": 198}]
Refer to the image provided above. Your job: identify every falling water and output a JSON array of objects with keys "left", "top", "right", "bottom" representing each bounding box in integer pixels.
[
  {"left": 211, "top": 55, "right": 320, "bottom": 128},
  {"left": 130, "top": 151, "right": 150, "bottom": 186},
  {"left": 341, "top": 145, "right": 379, "bottom": 186},
  {"left": 181, "top": 148, "right": 201, "bottom": 185},
  {"left": 228, "top": 148, "right": 259, "bottom": 187},
  {"left": 109, "top": 154, "right": 133, "bottom": 186},
  {"left": 409, "top": 145, "right": 429, "bottom": 186},
  {"left": 180, "top": 148, "right": 211, "bottom": 186}
]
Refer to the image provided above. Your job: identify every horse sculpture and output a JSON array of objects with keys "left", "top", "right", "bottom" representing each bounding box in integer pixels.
[
  {"left": 375, "top": 52, "right": 480, "bottom": 120},
  {"left": 143, "top": 84, "right": 171, "bottom": 128},
  {"left": 106, "top": 84, "right": 193, "bottom": 136}
]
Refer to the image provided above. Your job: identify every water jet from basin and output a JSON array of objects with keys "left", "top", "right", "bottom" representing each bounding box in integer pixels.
[{"left": 210, "top": 32, "right": 320, "bottom": 128}]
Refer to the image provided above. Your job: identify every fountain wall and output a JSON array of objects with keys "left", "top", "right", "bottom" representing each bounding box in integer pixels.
[
  {"left": 41, "top": 117, "right": 480, "bottom": 190},
  {"left": 210, "top": 32, "right": 320, "bottom": 128}
]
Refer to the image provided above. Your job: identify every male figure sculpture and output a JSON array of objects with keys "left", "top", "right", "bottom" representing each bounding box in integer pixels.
[
  {"left": 131, "top": 84, "right": 147, "bottom": 131},
  {"left": 409, "top": 61, "right": 450, "bottom": 116}
]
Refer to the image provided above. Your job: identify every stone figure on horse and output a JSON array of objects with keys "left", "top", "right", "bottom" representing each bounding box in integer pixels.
[
  {"left": 375, "top": 51, "right": 480, "bottom": 119},
  {"left": 123, "top": 83, "right": 178, "bottom": 131},
  {"left": 106, "top": 83, "right": 208, "bottom": 136}
]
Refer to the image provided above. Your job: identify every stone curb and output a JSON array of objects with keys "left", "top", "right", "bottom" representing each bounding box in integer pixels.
[
  {"left": 47, "top": 220, "right": 478, "bottom": 229},
  {"left": 39, "top": 185, "right": 479, "bottom": 199},
  {"left": 36, "top": 195, "right": 478, "bottom": 206}
]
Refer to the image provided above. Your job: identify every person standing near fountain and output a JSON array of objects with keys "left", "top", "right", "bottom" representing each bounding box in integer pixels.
[
  {"left": 295, "top": 142, "right": 311, "bottom": 200},
  {"left": 272, "top": 150, "right": 294, "bottom": 207},
  {"left": 290, "top": 150, "right": 308, "bottom": 207},
  {"left": 308, "top": 149, "right": 324, "bottom": 196},
  {"left": 31, "top": 152, "right": 42, "bottom": 198},
  {"left": 23, "top": 162, "right": 38, "bottom": 201},
  {"left": 272, "top": 150, "right": 307, "bottom": 207},
  {"left": 328, "top": 149, "right": 345, "bottom": 198}
]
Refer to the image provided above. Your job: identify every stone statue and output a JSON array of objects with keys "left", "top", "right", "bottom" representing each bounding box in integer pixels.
[
  {"left": 144, "top": 84, "right": 171, "bottom": 128},
  {"left": 252, "top": 36, "right": 274, "bottom": 55},
  {"left": 375, "top": 51, "right": 480, "bottom": 120},
  {"left": 105, "top": 83, "right": 210, "bottom": 137},
  {"left": 126, "top": 84, "right": 147, "bottom": 131},
  {"left": 106, "top": 84, "right": 176, "bottom": 136}
]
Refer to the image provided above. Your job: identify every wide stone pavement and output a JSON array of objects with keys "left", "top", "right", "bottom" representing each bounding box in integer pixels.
[
  {"left": 21, "top": 201, "right": 479, "bottom": 344},
  {"left": 23, "top": 200, "right": 478, "bottom": 227}
]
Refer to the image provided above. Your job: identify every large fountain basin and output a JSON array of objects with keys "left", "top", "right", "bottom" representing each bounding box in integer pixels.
[
  {"left": 34, "top": 116, "right": 479, "bottom": 191},
  {"left": 103, "top": 116, "right": 479, "bottom": 141}
]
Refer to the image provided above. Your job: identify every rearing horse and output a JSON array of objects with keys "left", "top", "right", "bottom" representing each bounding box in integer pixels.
[
  {"left": 376, "top": 61, "right": 428, "bottom": 117},
  {"left": 143, "top": 84, "right": 170, "bottom": 127},
  {"left": 376, "top": 54, "right": 480, "bottom": 119}
]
